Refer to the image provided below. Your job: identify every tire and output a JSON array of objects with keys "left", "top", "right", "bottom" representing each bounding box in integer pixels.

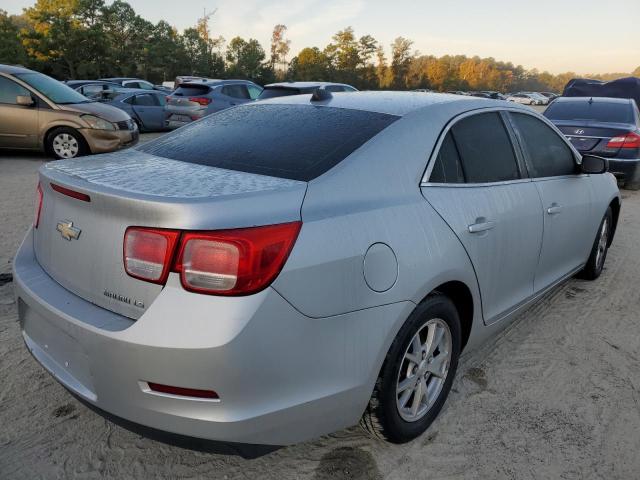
[
  {"left": 580, "top": 207, "right": 613, "bottom": 280},
  {"left": 361, "top": 293, "right": 461, "bottom": 443},
  {"left": 45, "top": 127, "right": 89, "bottom": 159}
]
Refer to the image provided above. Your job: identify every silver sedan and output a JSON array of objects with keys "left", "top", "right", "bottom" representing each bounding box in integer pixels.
[{"left": 13, "top": 92, "right": 620, "bottom": 445}]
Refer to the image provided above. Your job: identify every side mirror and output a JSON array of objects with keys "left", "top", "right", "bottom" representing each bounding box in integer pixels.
[
  {"left": 580, "top": 154, "right": 608, "bottom": 174},
  {"left": 16, "top": 95, "right": 35, "bottom": 107}
]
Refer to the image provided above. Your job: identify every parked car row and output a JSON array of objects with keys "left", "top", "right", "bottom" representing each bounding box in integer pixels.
[
  {"left": 0, "top": 64, "right": 362, "bottom": 159},
  {"left": 443, "top": 90, "right": 560, "bottom": 105},
  {"left": 64, "top": 75, "right": 359, "bottom": 133}
]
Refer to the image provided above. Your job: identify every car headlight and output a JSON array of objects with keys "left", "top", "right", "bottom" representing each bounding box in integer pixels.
[{"left": 81, "top": 114, "right": 115, "bottom": 131}]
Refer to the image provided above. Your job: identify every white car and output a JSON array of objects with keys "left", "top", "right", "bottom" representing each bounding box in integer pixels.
[
  {"left": 507, "top": 93, "right": 545, "bottom": 106},
  {"left": 523, "top": 92, "right": 550, "bottom": 105}
]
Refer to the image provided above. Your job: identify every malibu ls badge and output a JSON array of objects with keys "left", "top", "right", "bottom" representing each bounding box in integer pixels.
[{"left": 56, "top": 220, "right": 81, "bottom": 241}]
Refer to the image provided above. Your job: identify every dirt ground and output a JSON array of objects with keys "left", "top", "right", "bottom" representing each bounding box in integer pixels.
[{"left": 1, "top": 140, "right": 639, "bottom": 479}]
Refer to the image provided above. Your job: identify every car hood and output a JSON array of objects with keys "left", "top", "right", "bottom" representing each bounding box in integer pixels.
[{"left": 59, "top": 101, "right": 131, "bottom": 122}]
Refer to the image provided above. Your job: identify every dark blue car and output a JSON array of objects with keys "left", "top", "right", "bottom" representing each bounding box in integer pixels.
[
  {"left": 544, "top": 97, "right": 640, "bottom": 189},
  {"left": 109, "top": 89, "right": 169, "bottom": 132}
]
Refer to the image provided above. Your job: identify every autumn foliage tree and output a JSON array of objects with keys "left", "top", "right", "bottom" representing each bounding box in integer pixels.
[{"left": 0, "top": 1, "right": 635, "bottom": 91}]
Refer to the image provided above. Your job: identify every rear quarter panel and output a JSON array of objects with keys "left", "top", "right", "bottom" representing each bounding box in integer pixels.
[{"left": 273, "top": 104, "right": 483, "bottom": 320}]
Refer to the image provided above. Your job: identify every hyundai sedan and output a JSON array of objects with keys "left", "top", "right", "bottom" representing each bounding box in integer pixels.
[
  {"left": 14, "top": 92, "right": 620, "bottom": 445},
  {"left": 545, "top": 96, "right": 640, "bottom": 189}
]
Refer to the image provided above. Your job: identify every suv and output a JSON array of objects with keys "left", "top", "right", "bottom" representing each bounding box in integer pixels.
[
  {"left": 165, "top": 80, "right": 263, "bottom": 129},
  {"left": 258, "top": 81, "right": 357, "bottom": 99},
  {"left": 545, "top": 96, "right": 640, "bottom": 189},
  {"left": 0, "top": 65, "right": 138, "bottom": 159}
]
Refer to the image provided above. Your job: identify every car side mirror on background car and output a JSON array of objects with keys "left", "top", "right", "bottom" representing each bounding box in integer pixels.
[
  {"left": 16, "top": 95, "right": 35, "bottom": 107},
  {"left": 580, "top": 154, "right": 608, "bottom": 174}
]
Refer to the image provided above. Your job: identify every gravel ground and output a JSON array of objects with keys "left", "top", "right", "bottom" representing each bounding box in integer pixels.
[{"left": 1, "top": 137, "right": 639, "bottom": 479}]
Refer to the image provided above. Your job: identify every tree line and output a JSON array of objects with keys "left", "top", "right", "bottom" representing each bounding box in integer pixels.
[{"left": 1, "top": 0, "right": 638, "bottom": 92}]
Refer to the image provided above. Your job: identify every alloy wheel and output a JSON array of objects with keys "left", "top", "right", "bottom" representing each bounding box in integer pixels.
[
  {"left": 396, "top": 318, "right": 452, "bottom": 422},
  {"left": 595, "top": 217, "right": 609, "bottom": 270}
]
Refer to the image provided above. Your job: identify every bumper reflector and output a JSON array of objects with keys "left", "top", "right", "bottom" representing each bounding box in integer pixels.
[{"left": 146, "top": 382, "right": 219, "bottom": 400}]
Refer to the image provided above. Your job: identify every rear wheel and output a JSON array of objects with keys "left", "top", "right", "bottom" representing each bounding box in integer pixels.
[
  {"left": 581, "top": 207, "right": 612, "bottom": 280},
  {"left": 361, "top": 294, "right": 461, "bottom": 443},
  {"left": 45, "top": 127, "right": 88, "bottom": 159}
]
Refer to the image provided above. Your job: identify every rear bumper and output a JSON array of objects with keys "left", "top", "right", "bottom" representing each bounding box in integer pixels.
[
  {"left": 165, "top": 107, "right": 205, "bottom": 129},
  {"left": 13, "top": 229, "right": 408, "bottom": 445},
  {"left": 80, "top": 127, "right": 139, "bottom": 154},
  {"left": 607, "top": 158, "right": 640, "bottom": 188}
]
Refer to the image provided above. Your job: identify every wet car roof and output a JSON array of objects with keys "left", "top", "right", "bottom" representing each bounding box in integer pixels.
[{"left": 256, "top": 90, "right": 511, "bottom": 117}]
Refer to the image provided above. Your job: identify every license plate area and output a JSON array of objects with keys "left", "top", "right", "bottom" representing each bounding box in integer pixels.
[{"left": 21, "top": 301, "right": 96, "bottom": 401}]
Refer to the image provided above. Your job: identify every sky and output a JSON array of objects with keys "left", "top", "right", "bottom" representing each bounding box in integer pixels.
[{"left": 4, "top": 0, "right": 639, "bottom": 74}]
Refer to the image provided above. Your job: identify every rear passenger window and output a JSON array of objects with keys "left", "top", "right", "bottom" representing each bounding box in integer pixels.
[
  {"left": 247, "top": 85, "right": 262, "bottom": 100},
  {"left": 133, "top": 94, "right": 155, "bottom": 106},
  {"left": 450, "top": 112, "right": 520, "bottom": 183},
  {"left": 222, "top": 85, "right": 250, "bottom": 99},
  {"left": 429, "top": 132, "right": 464, "bottom": 183},
  {"left": 510, "top": 113, "right": 576, "bottom": 177}
]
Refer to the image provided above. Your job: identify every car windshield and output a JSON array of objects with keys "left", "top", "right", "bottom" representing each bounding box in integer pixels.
[
  {"left": 14, "top": 72, "right": 92, "bottom": 104},
  {"left": 258, "top": 88, "right": 303, "bottom": 100},
  {"left": 545, "top": 101, "right": 633, "bottom": 123},
  {"left": 139, "top": 104, "right": 399, "bottom": 181}
]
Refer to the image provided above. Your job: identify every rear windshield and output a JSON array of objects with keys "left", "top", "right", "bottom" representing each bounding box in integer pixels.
[
  {"left": 173, "top": 85, "right": 212, "bottom": 96},
  {"left": 139, "top": 104, "right": 398, "bottom": 181},
  {"left": 545, "top": 101, "right": 634, "bottom": 123},
  {"left": 257, "top": 88, "right": 303, "bottom": 100}
]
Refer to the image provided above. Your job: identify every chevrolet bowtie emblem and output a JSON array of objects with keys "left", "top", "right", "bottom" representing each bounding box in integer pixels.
[{"left": 56, "top": 220, "right": 81, "bottom": 241}]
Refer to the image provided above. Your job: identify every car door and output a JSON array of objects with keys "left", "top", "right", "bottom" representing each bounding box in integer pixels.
[
  {"left": 508, "top": 111, "right": 593, "bottom": 292},
  {"left": 0, "top": 75, "right": 39, "bottom": 149},
  {"left": 131, "top": 93, "right": 165, "bottom": 131},
  {"left": 421, "top": 111, "right": 543, "bottom": 325}
]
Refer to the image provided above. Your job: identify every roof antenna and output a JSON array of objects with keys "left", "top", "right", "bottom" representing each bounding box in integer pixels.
[{"left": 311, "top": 88, "right": 332, "bottom": 102}]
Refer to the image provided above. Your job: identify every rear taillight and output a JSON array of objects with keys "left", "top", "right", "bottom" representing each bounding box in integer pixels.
[
  {"left": 34, "top": 182, "right": 43, "bottom": 228},
  {"left": 123, "top": 228, "right": 180, "bottom": 284},
  {"left": 188, "top": 96, "right": 211, "bottom": 106},
  {"left": 607, "top": 131, "right": 640, "bottom": 149},
  {"left": 122, "top": 222, "right": 301, "bottom": 296},
  {"left": 174, "top": 222, "right": 301, "bottom": 296}
]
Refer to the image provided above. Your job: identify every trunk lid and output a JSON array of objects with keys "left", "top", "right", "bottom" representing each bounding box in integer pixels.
[
  {"left": 553, "top": 120, "right": 636, "bottom": 156},
  {"left": 34, "top": 150, "right": 306, "bottom": 319}
]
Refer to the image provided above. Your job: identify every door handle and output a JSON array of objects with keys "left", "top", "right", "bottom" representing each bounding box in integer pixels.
[
  {"left": 468, "top": 220, "right": 495, "bottom": 234},
  {"left": 547, "top": 204, "right": 562, "bottom": 215}
]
